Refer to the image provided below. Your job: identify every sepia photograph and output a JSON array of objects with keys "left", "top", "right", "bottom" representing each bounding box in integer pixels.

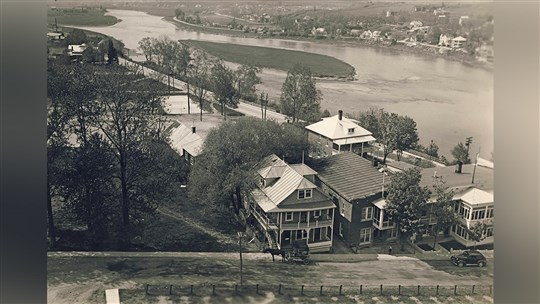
[{"left": 45, "top": 0, "right": 497, "bottom": 303}]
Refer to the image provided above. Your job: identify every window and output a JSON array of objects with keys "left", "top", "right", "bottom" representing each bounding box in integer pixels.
[
  {"left": 314, "top": 210, "right": 322, "bottom": 218},
  {"left": 361, "top": 207, "right": 373, "bottom": 221},
  {"left": 359, "top": 227, "right": 372, "bottom": 244},
  {"left": 486, "top": 227, "right": 493, "bottom": 237},
  {"left": 348, "top": 128, "right": 355, "bottom": 134},
  {"left": 296, "top": 229, "right": 307, "bottom": 239},
  {"left": 389, "top": 227, "right": 398, "bottom": 239},
  {"left": 298, "top": 189, "right": 312, "bottom": 199},
  {"left": 486, "top": 207, "right": 494, "bottom": 218},
  {"left": 340, "top": 202, "right": 345, "bottom": 215},
  {"left": 458, "top": 204, "right": 471, "bottom": 220},
  {"left": 472, "top": 208, "right": 486, "bottom": 220},
  {"left": 285, "top": 212, "right": 293, "bottom": 221}
]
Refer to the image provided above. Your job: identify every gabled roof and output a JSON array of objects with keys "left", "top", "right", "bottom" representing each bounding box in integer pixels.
[
  {"left": 290, "top": 164, "right": 318, "bottom": 176},
  {"left": 305, "top": 114, "right": 374, "bottom": 141},
  {"left": 453, "top": 36, "right": 467, "bottom": 41},
  {"left": 313, "top": 152, "right": 387, "bottom": 201},
  {"left": 169, "top": 123, "right": 203, "bottom": 157},
  {"left": 254, "top": 154, "right": 319, "bottom": 207}
]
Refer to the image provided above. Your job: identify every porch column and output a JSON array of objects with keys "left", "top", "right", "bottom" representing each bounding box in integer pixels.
[
  {"left": 361, "top": 142, "right": 364, "bottom": 156},
  {"left": 307, "top": 212, "right": 310, "bottom": 227}
]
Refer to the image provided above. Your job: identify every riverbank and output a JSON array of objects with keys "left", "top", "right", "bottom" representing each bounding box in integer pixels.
[
  {"left": 48, "top": 7, "right": 121, "bottom": 27},
  {"left": 163, "top": 16, "right": 492, "bottom": 72}
]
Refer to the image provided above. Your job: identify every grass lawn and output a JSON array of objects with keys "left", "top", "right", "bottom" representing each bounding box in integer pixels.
[
  {"left": 48, "top": 7, "right": 120, "bottom": 26},
  {"left": 184, "top": 40, "right": 356, "bottom": 78}
]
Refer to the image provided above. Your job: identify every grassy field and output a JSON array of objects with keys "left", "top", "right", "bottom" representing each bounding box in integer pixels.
[
  {"left": 184, "top": 40, "right": 356, "bottom": 78},
  {"left": 48, "top": 7, "right": 120, "bottom": 26}
]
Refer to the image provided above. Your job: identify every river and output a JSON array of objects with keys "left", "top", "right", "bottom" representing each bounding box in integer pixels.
[{"left": 78, "top": 9, "right": 493, "bottom": 159}]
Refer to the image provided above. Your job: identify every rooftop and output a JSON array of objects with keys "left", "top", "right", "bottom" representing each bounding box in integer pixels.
[
  {"left": 419, "top": 164, "right": 493, "bottom": 192},
  {"left": 305, "top": 113, "right": 375, "bottom": 142},
  {"left": 455, "top": 188, "right": 493, "bottom": 206},
  {"left": 312, "top": 152, "right": 388, "bottom": 201}
]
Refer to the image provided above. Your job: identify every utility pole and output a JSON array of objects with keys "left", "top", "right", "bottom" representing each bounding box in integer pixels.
[
  {"left": 465, "top": 137, "right": 473, "bottom": 163},
  {"left": 238, "top": 232, "right": 245, "bottom": 287},
  {"left": 472, "top": 147, "right": 480, "bottom": 184}
]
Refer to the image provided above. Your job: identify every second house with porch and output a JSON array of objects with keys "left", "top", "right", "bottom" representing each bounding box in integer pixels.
[{"left": 243, "top": 154, "right": 336, "bottom": 253}]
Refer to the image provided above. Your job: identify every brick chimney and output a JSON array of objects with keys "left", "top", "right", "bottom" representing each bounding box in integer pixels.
[
  {"left": 338, "top": 110, "right": 343, "bottom": 120},
  {"left": 192, "top": 126, "right": 196, "bottom": 133}
]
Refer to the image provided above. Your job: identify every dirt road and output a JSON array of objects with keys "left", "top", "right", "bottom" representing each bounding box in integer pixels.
[{"left": 48, "top": 252, "right": 492, "bottom": 303}]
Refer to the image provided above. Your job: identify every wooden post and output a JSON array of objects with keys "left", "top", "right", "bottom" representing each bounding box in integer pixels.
[
  {"left": 417, "top": 285, "right": 420, "bottom": 295},
  {"left": 472, "top": 285, "right": 475, "bottom": 294},
  {"left": 301, "top": 285, "right": 304, "bottom": 295},
  {"left": 454, "top": 285, "right": 457, "bottom": 295},
  {"left": 256, "top": 284, "right": 259, "bottom": 294},
  {"left": 360, "top": 285, "right": 363, "bottom": 295},
  {"left": 169, "top": 285, "right": 173, "bottom": 295},
  {"left": 278, "top": 284, "right": 282, "bottom": 295},
  {"left": 436, "top": 285, "right": 439, "bottom": 295},
  {"left": 212, "top": 284, "right": 216, "bottom": 295},
  {"left": 339, "top": 285, "right": 343, "bottom": 296},
  {"left": 190, "top": 285, "right": 193, "bottom": 295},
  {"left": 145, "top": 284, "right": 149, "bottom": 295},
  {"left": 238, "top": 232, "right": 244, "bottom": 287},
  {"left": 398, "top": 285, "right": 401, "bottom": 295},
  {"left": 320, "top": 285, "right": 323, "bottom": 296}
]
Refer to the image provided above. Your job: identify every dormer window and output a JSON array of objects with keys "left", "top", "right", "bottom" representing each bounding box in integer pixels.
[
  {"left": 298, "top": 189, "right": 312, "bottom": 199},
  {"left": 348, "top": 128, "right": 355, "bottom": 134}
]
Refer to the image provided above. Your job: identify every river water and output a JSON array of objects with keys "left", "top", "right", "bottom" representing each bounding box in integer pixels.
[{"left": 79, "top": 9, "right": 493, "bottom": 159}]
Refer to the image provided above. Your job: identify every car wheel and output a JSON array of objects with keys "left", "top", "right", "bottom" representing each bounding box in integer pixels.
[
  {"left": 303, "top": 259, "right": 310, "bottom": 265},
  {"left": 458, "top": 261, "right": 465, "bottom": 268},
  {"left": 478, "top": 261, "right": 486, "bottom": 267}
]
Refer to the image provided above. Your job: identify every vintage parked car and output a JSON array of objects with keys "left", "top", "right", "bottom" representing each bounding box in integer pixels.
[{"left": 450, "top": 250, "right": 487, "bottom": 267}]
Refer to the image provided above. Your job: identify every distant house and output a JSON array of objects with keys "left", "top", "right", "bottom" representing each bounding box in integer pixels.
[
  {"left": 243, "top": 154, "right": 336, "bottom": 252},
  {"left": 350, "top": 29, "right": 362, "bottom": 37},
  {"left": 305, "top": 110, "right": 376, "bottom": 158},
  {"left": 169, "top": 123, "right": 203, "bottom": 165},
  {"left": 459, "top": 16, "right": 470, "bottom": 26},
  {"left": 386, "top": 11, "right": 396, "bottom": 17},
  {"left": 433, "top": 8, "right": 446, "bottom": 15},
  {"left": 360, "top": 30, "right": 373, "bottom": 39},
  {"left": 438, "top": 34, "right": 453, "bottom": 47},
  {"left": 67, "top": 44, "right": 87, "bottom": 58},
  {"left": 313, "top": 152, "right": 391, "bottom": 248},
  {"left": 372, "top": 31, "right": 382, "bottom": 41},
  {"left": 451, "top": 36, "right": 467, "bottom": 48},
  {"left": 311, "top": 27, "right": 326, "bottom": 36},
  {"left": 47, "top": 32, "right": 65, "bottom": 41},
  {"left": 475, "top": 44, "right": 494, "bottom": 63},
  {"left": 409, "top": 21, "right": 423, "bottom": 29}
]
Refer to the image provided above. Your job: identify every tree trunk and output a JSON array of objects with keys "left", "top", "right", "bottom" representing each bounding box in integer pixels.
[
  {"left": 47, "top": 180, "right": 56, "bottom": 249},
  {"left": 187, "top": 83, "right": 191, "bottom": 114},
  {"left": 235, "top": 186, "right": 243, "bottom": 212},
  {"left": 396, "top": 150, "right": 402, "bottom": 161},
  {"left": 432, "top": 230, "right": 438, "bottom": 249},
  {"left": 119, "top": 150, "right": 130, "bottom": 249}
]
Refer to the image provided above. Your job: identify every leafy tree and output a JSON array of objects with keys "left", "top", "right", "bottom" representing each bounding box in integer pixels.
[
  {"left": 451, "top": 142, "right": 470, "bottom": 164},
  {"left": 356, "top": 108, "right": 398, "bottom": 164},
  {"left": 93, "top": 66, "right": 169, "bottom": 248},
  {"left": 189, "top": 49, "right": 212, "bottom": 121},
  {"left": 394, "top": 115, "right": 419, "bottom": 161},
  {"left": 468, "top": 220, "right": 492, "bottom": 249},
  {"left": 188, "top": 118, "right": 311, "bottom": 215},
  {"left": 106, "top": 39, "right": 118, "bottom": 64},
  {"left": 176, "top": 42, "right": 193, "bottom": 113},
  {"left": 385, "top": 168, "right": 430, "bottom": 251},
  {"left": 234, "top": 63, "right": 262, "bottom": 102},
  {"left": 175, "top": 8, "right": 185, "bottom": 20},
  {"left": 138, "top": 37, "right": 154, "bottom": 62},
  {"left": 66, "top": 29, "right": 88, "bottom": 45},
  {"left": 279, "top": 64, "right": 322, "bottom": 123},
  {"left": 429, "top": 177, "right": 458, "bottom": 248},
  {"left": 211, "top": 60, "right": 237, "bottom": 119},
  {"left": 82, "top": 44, "right": 103, "bottom": 63},
  {"left": 425, "top": 140, "right": 439, "bottom": 158}
]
